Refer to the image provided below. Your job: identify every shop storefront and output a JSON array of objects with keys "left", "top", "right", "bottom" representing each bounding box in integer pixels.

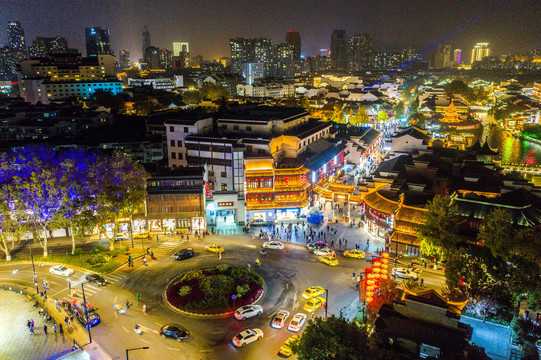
[
  {"left": 247, "top": 209, "right": 275, "bottom": 224},
  {"left": 276, "top": 208, "right": 300, "bottom": 220},
  {"left": 206, "top": 194, "right": 246, "bottom": 226}
]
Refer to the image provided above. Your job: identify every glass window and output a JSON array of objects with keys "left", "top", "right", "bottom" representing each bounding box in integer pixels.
[{"left": 171, "top": 152, "right": 176, "bottom": 159}]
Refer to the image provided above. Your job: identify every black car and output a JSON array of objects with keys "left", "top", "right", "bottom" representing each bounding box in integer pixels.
[
  {"left": 76, "top": 310, "right": 101, "bottom": 328},
  {"left": 85, "top": 274, "right": 107, "bottom": 286},
  {"left": 173, "top": 248, "right": 195, "bottom": 260},
  {"left": 307, "top": 241, "right": 327, "bottom": 251},
  {"left": 160, "top": 325, "right": 189, "bottom": 341}
]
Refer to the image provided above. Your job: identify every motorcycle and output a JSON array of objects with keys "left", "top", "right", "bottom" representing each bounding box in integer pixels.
[
  {"left": 259, "top": 248, "right": 267, "bottom": 256},
  {"left": 134, "top": 324, "right": 142, "bottom": 335}
]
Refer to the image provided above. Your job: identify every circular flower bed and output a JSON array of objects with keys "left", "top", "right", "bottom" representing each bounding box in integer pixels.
[{"left": 166, "top": 264, "right": 264, "bottom": 314}]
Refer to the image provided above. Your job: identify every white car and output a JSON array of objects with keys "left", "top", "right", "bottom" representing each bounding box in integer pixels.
[
  {"left": 271, "top": 310, "right": 290, "bottom": 329},
  {"left": 314, "top": 248, "right": 334, "bottom": 257},
  {"left": 234, "top": 305, "right": 263, "bottom": 320},
  {"left": 49, "top": 265, "right": 74, "bottom": 277},
  {"left": 391, "top": 267, "right": 419, "bottom": 280},
  {"left": 232, "top": 328, "right": 264, "bottom": 347},
  {"left": 263, "top": 241, "right": 284, "bottom": 250},
  {"left": 288, "top": 313, "right": 307, "bottom": 332}
]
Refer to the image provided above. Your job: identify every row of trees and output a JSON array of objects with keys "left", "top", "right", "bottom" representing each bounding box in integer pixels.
[
  {"left": 0, "top": 146, "right": 148, "bottom": 260},
  {"left": 417, "top": 195, "right": 541, "bottom": 315}
]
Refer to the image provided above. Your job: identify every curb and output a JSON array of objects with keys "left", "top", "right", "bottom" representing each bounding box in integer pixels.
[{"left": 161, "top": 269, "right": 267, "bottom": 319}]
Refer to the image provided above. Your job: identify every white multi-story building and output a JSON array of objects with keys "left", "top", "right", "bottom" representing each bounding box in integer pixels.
[{"left": 165, "top": 116, "right": 213, "bottom": 167}]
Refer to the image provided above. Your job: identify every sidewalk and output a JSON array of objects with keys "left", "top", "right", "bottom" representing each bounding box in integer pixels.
[{"left": 1, "top": 283, "right": 112, "bottom": 360}]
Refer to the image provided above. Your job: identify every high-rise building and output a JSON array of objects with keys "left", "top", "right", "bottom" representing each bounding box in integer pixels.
[
  {"left": 230, "top": 38, "right": 272, "bottom": 75},
  {"left": 29, "top": 37, "right": 68, "bottom": 57},
  {"left": 192, "top": 55, "right": 203, "bottom": 67},
  {"left": 173, "top": 42, "right": 190, "bottom": 68},
  {"left": 119, "top": 49, "right": 130, "bottom": 68},
  {"left": 285, "top": 31, "right": 301, "bottom": 60},
  {"left": 242, "top": 62, "right": 264, "bottom": 85},
  {"left": 330, "top": 30, "right": 348, "bottom": 72},
  {"left": 348, "top": 32, "right": 373, "bottom": 72},
  {"left": 0, "top": 46, "right": 10, "bottom": 80},
  {"left": 471, "top": 43, "right": 489, "bottom": 64},
  {"left": 142, "top": 26, "right": 151, "bottom": 57},
  {"left": 453, "top": 49, "right": 462, "bottom": 64},
  {"left": 85, "top": 27, "right": 111, "bottom": 56},
  {"left": 430, "top": 44, "right": 452, "bottom": 68},
  {"left": 143, "top": 46, "right": 160, "bottom": 69},
  {"left": 5, "top": 21, "right": 27, "bottom": 79},
  {"left": 160, "top": 48, "right": 172, "bottom": 70}
]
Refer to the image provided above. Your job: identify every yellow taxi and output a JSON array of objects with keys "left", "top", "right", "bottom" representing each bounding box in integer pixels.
[
  {"left": 344, "top": 250, "right": 365, "bottom": 259},
  {"left": 279, "top": 335, "right": 299, "bottom": 357},
  {"left": 319, "top": 255, "right": 338, "bottom": 266},
  {"left": 302, "top": 286, "right": 325, "bottom": 299},
  {"left": 133, "top": 231, "right": 152, "bottom": 239},
  {"left": 205, "top": 244, "right": 224, "bottom": 253},
  {"left": 304, "top": 296, "right": 325, "bottom": 313}
]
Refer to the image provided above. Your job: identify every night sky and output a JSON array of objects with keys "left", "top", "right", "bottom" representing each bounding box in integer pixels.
[{"left": 1, "top": 0, "right": 540, "bottom": 61}]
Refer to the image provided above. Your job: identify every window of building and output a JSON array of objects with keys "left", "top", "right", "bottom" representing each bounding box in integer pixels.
[
  {"left": 171, "top": 152, "right": 176, "bottom": 159},
  {"left": 177, "top": 140, "right": 182, "bottom": 147},
  {"left": 170, "top": 140, "right": 175, "bottom": 147},
  {"left": 221, "top": 184, "right": 227, "bottom": 191},
  {"left": 208, "top": 171, "right": 214, "bottom": 177},
  {"left": 246, "top": 126, "right": 252, "bottom": 131},
  {"left": 184, "top": 127, "right": 189, "bottom": 133},
  {"left": 221, "top": 172, "right": 227, "bottom": 178},
  {"left": 169, "top": 126, "right": 174, "bottom": 132},
  {"left": 178, "top": 153, "right": 183, "bottom": 160},
  {"left": 233, "top": 125, "right": 239, "bottom": 130}
]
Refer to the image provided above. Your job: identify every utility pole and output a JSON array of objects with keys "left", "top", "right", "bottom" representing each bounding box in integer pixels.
[
  {"left": 126, "top": 346, "right": 149, "bottom": 360},
  {"left": 81, "top": 282, "right": 92, "bottom": 344},
  {"left": 29, "top": 243, "right": 39, "bottom": 294}
]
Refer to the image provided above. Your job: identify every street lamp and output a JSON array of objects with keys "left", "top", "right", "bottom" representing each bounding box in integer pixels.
[
  {"left": 81, "top": 282, "right": 92, "bottom": 344},
  {"left": 126, "top": 346, "right": 149, "bottom": 360},
  {"left": 324, "top": 288, "right": 328, "bottom": 318}
]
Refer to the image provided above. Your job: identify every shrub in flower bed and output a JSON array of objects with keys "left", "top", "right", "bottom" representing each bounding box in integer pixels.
[{"left": 166, "top": 265, "right": 264, "bottom": 313}]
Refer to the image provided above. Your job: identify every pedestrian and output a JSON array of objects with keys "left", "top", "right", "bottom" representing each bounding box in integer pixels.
[
  {"left": 125, "top": 299, "right": 130, "bottom": 309},
  {"left": 142, "top": 255, "right": 147, "bottom": 266},
  {"left": 137, "top": 293, "right": 141, "bottom": 302},
  {"left": 143, "top": 304, "right": 147, "bottom": 313},
  {"left": 43, "top": 324, "right": 48, "bottom": 335},
  {"left": 30, "top": 324, "right": 35, "bottom": 335},
  {"left": 68, "top": 282, "right": 71, "bottom": 290},
  {"left": 53, "top": 323, "right": 57, "bottom": 334},
  {"left": 59, "top": 324, "right": 63, "bottom": 334},
  {"left": 345, "top": 239, "right": 348, "bottom": 247},
  {"left": 55, "top": 299, "right": 60, "bottom": 311},
  {"left": 31, "top": 319, "right": 34, "bottom": 327},
  {"left": 27, "top": 320, "right": 31, "bottom": 329},
  {"left": 219, "top": 251, "right": 222, "bottom": 260}
]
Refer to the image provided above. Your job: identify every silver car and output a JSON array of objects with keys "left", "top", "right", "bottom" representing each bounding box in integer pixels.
[{"left": 234, "top": 305, "right": 263, "bottom": 320}]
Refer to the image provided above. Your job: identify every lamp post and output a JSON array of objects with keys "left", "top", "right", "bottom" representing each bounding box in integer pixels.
[
  {"left": 29, "top": 243, "right": 39, "bottom": 294},
  {"left": 81, "top": 282, "right": 92, "bottom": 344},
  {"left": 126, "top": 346, "right": 149, "bottom": 360}
]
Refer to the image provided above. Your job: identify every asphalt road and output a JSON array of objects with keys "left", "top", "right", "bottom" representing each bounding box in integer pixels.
[{"left": 0, "top": 230, "right": 444, "bottom": 360}]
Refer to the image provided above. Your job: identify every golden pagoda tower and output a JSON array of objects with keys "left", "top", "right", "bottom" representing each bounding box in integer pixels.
[{"left": 442, "top": 99, "right": 459, "bottom": 123}]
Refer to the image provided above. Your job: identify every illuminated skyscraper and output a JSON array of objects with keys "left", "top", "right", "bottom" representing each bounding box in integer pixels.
[
  {"left": 119, "top": 49, "right": 130, "bottom": 68},
  {"left": 471, "top": 43, "right": 489, "bottom": 64},
  {"left": 454, "top": 49, "right": 462, "bottom": 64},
  {"left": 29, "top": 37, "right": 68, "bottom": 57},
  {"left": 5, "top": 21, "right": 27, "bottom": 78},
  {"left": 348, "top": 32, "right": 373, "bottom": 72},
  {"left": 173, "top": 42, "right": 190, "bottom": 68},
  {"left": 285, "top": 31, "right": 301, "bottom": 60},
  {"left": 85, "top": 27, "right": 111, "bottom": 56}
]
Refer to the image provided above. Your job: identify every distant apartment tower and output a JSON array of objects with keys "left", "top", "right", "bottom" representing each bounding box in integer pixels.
[
  {"left": 330, "top": 30, "right": 348, "bottom": 72},
  {"left": 173, "top": 42, "right": 190, "bottom": 68},
  {"left": 454, "top": 49, "right": 462, "bottom": 64},
  {"left": 348, "top": 32, "right": 374, "bottom": 72},
  {"left": 5, "top": 21, "right": 27, "bottom": 78},
  {"left": 242, "top": 62, "right": 264, "bottom": 85},
  {"left": 431, "top": 44, "right": 452, "bottom": 68},
  {"left": 29, "top": 37, "right": 68, "bottom": 57},
  {"left": 230, "top": 37, "right": 272, "bottom": 75},
  {"left": 85, "top": 27, "right": 111, "bottom": 56},
  {"left": 471, "top": 43, "right": 489, "bottom": 64},
  {"left": 144, "top": 46, "right": 161, "bottom": 69},
  {"left": 142, "top": 26, "right": 151, "bottom": 56},
  {"left": 119, "top": 49, "right": 130, "bottom": 68},
  {"left": 285, "top": 31, "right": 301, "bottom": 60},
  {"left": 192, "top": 55, "right": 203, "bottom": 67}
]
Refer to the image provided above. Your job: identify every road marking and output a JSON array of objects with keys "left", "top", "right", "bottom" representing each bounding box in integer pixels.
[
  {"left": 114, "top": 296, "right": 117, "bottom": 303},
  {"left": 140, "top": 339, "right": 150, "bottom": 344},
  {"left": 155, "top": 322, "right": 163, "bottom": 327},
  {"left": 267, "top": 312, "right": 276, "bottom": 319},
  {"left": 199, "top": 350, "right": 213, "bottom": 353},
  {"left": 263, "top": 334, "right": 277, "bottom": 341},
  {"left": 167, "top": 347, "right": 181, "bottom": 351},
  {"left": 122, "top": 326, "right": 129, "bottom": 333}
]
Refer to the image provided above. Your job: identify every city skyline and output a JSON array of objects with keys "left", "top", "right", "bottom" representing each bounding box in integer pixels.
[{"left": 1, "top": 0, "right": 540, "bottom": 61}]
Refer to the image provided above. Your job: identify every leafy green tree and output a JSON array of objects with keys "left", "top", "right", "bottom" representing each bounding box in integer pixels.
[
  {"left": 444, "top": 80, "right": 474, "bottom": 103},
  {"left": 478, "top": 208, "right": 522, "bottom": 259},
  {"left": 417, "top": 195, "right": 461, "bottom": 260},
  {"left": 330, "top": 104, "right": 344, "bottom": 123},
  {"left": 409, "top": 96, "right": 419, "bottom": 116},
  {"left": 0, "top": 200, "right": 28, "bottom": 261},
  {"left": 96, "top": 153, "right": 149, "bottom": 250},
  {"left": 89, "top": 89, "right": 125, "bottom": 112},
  {"left": 394, "top": 101, "right": 405, "bottom": 118},
  {"left": 409, "top": 113, "right": 426, "bottom": 128},
  {"left": 182, "top": 90, "right": 202, "bottom": 105},
  {"left": 200, "top": 81, "right": 228, "bottom": 101},
  {"left": 291, "top": 316, "right": 371, "bottom": 360},
  {"left": 377, "top": 111, "right": 389, "bottom": 123}
]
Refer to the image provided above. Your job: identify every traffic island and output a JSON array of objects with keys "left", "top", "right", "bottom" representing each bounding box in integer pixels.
[{"left": 164, "top": 264, "right": 264, "bottom": 317}]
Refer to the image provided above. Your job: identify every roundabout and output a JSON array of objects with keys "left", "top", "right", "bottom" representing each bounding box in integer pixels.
[{"left": 164, "top": 264, "right": 264, "bottom": 316}]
